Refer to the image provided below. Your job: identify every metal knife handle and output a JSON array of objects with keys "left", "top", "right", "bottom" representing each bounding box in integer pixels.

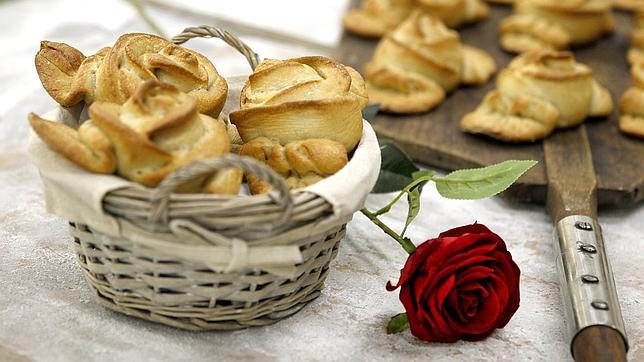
[{"left": 554, "top": 215, "right": 628, "bottom": 361}]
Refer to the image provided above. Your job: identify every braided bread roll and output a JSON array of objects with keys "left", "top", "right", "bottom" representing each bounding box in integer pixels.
[
  {"left": 29, "top": 81, "right": 241, "bottom": 193},
  {"left": 461, "top": 51, "right": 613, "bottom": 142},
  {"left": 364, "top": 11, "right": 496, "bottom": 114},
  {"left": 239, "top": 137, "right": 349, "bottom": 194},
  {"left": 35, "top": 33, "right": 228, "bottom": 117},
  {"left": 619, "top": 62, "right": 644, "bottom": 139},
  {"left": 229, "top": 56, "right": 368, "bottom": 152},
  {"left": 499, "top": 0, "right": 614, "bottom": 53},
  {"left": 343, "top": 0, "right": 488, "bottom": 38}
]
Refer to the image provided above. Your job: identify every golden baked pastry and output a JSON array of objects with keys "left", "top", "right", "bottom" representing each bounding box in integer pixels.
[
  {"left": 628, "top": 13, "right": 644, "bottom": 65},
  {"left": 499, "top": 0, "right": 614, "bottom": 53},
  {"left": 229, "top": 56, "right": 368, "bottom": 152},
  {"left": 35, "top": 33, "right": 228, "bottom": 117},
  {"left": 461, "top": 51, "right": 613, "bottom": 142},
  {"left": 343, "top": 0, "right": 489, "bottom": 38},
  {"left": 619, "top": 62, "right": 644, "bottom": 139},
  {"left": 343, "top": 0, "right": 417, "bottom": 38},
  {"left": 239, "top": 137, "right": 348, "bottom": 194},
  {"left": 364, "top": 11, "right": 496, "bottom": 114},
  {"left": 29, "top": 81, "right": 241, "bottom": 193}
]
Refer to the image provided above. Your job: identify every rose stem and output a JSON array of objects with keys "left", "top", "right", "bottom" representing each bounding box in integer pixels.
[{"left": 360, "top": 208, "right": 416, "bottom": 254}]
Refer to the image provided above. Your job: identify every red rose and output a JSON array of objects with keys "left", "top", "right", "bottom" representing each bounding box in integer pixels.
[{"left": 386, "top": 223, "right": 520, "bottom": 342}]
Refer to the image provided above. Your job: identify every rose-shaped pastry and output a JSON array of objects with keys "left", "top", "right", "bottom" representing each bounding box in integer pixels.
[
  {"left": 239, "top": 137, "right": 348, "bottom": 194},
  {"left": 343, "top": 0, "right": 417, "bottom": 38},
  {"left": 386, "top": 224, "right": 520, "bottom": 342},
  {"left": 35, "top": 33, "right": 228, "bottom": 117},
  {"left": 29, "top": 80, "right": 241, "bottom": 193},
  {"left": 619, "top": 62, "right": 644, "bottom": 139},
  {"left": 229, "top": 56, "right": 368, "bottom": 152},
  {"left": 461, "top": 51, "right": 613, "bottom": 142},
  {"left": 364, "top": 11, "right": 496, "bottom": 114},
  {"left": 499, "top": 0, "right": 614, "bottom": 53},
  {"left": 343, "top": 0, "right": 488, "bottom": 38},
  {"left": 628, "top": 13, "right": 644, "bottom": 65}
]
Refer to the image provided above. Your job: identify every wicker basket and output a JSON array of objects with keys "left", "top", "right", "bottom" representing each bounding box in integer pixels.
[{"left": 33, "top": 26, "right": 380, "bottom": 331}]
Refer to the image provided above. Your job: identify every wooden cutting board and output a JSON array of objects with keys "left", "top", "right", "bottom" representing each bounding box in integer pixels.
[{"left": 337, "top": 1, "right": 644, "bottom": 208}]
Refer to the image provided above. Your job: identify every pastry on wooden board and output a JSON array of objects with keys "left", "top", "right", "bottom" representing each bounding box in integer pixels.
[
  {"left": 628, "top": 13, "right": 644, "bottom": 65},
  {"left": 364, "top": 11, "right": 496, "bottom": 114},
  {"left": 619, "top": 62, "right": 644, "bottom": 138},
  {"left": 499, "top": 0, "right": 614, "bottom": 53},
  {"left": 35, "top": 33, "right": 228, "bottom": 117},
  {"left": 29, "top": 80, "right": 241, "bottom": 194},
  {"left": 229, "top": 56, "right": 368, "bottom": 152},
  {"left": 461, "top": 51, "right": 613, "bottom": 142},
  {"left": 239, "top": 137, "right": 349, "bottom": 195},
  {"left": 342, "top": 0, "right": 489, "bottom": 38}
]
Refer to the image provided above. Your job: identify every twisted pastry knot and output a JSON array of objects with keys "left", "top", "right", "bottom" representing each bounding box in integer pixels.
[
  {"left": 229, "top": 56, "right": 368, "bottom": 152},
  {"left": 364, "top": 11, "right": 496, "bottom": 114},
  {"left": 619, "top": 62, "right": 644, "bottom": 139},
  {"left": 461, "top": 51, "right": 613, "bottom": 142},
  {"left": 28, "top": 81, "right": 241, "bottom": 194},
  {"left": 35, "top": 33, "right": 228, "bottom": 117},
  {"left": 239, "top": 137, "right": 348, "bottom": 195},
  {"left": 499, "top": 0, "right": 614, "bottom": 53},
  {"left": 342, "top": 0, "right": 488, "bottom": 38}
]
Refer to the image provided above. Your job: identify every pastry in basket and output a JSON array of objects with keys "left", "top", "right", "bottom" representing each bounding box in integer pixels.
[
  {"left": 35, "top": 33, "right": 228, "bottom": 117},
  {"left": 343, "top": 0, "right": 489, "bottom": 38},
  {"left": 461, "top": 51, "right": 613, "bottom": 142},
  {"left": 628, "top": 13, "right": 644, "bottom": 65},
  {"left": 230, "top": 56, "right": 368, "bottom": 151},
  {"left": 239, "top": 138, "right": 349, "bottom": 194},
  {"left": 28, "top": 80, "right": 242, "bottom": 193},
  {"left": 363, "top": 11, "right": 496, "bottom": 114},
  {"left": 229, "top": 56, "right": 367, "bottom": 194},
  {"left": 499, "top": 0, "right": 614, "bottom": 53},
  {"left": 619, "top": 62, "right": 644, "bottom": 139}
]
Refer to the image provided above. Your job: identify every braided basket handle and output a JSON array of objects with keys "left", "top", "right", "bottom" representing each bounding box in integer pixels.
[
  {"left": 172, "top": 26, "right": 260, "bottom": 70},
  {"left": 149, "top": 154, "right": 293, "bottom": 225}
]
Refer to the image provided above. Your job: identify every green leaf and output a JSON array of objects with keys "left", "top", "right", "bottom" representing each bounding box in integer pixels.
[
  {"left": 372, "top": 140, "right": 420, "bottom": 193},
  {"left": 387, "top": 312, "right": 410, "bottom": 334},
  {"left": 434, "top": 160, "right": 538, "bottom": 200},
  {"left": 401, "top": 188, "right": 421, "bottom": 237}
]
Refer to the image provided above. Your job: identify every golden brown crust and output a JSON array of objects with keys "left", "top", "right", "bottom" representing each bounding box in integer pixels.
[
  {"left": 417, "top": 0, "right": 489, "bottom": 28},
  {"left": 619, "top": 62, "right": 644, "bottom": 139},
  {"left": 460, "top": 90, "right": 559, "bottom": 142},
  {"left": 499, "top": 0, "right": 614, "bottom": 53},
  {"left": 462, "top": 51, "right": 613, "bottom": 142},
  {"left": 239, "top": 137, "right": 349, "bottom": 194},
  {"left": 342, "top": 0, "right": 416, "bottom": 38},
  {"left": 230, "top": 56, "right": 367, "bottom": 152},
  {"left": 628, "top": 13, "right": 644, "bottom": 65},
  {"left": 364, "top": 11, "right": 495, "bottom": 114},
  {"left": 28, "top": 113, "right": 116, "bottom": 173},
  {"left": 342, "top": 0, "right": 488, "bottom": 38},
  {"left": 34, "top": 33, "right": 227, "bottom": 117},
  {"left": 497, "top": 51, "right": 612, "bottom": 128},
  {"left": 30, "top": 81, "right": 238, "bottom": 193}
]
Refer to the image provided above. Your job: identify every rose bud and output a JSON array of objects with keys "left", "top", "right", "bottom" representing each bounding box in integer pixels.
[{"left": 387, "top": 223, "right": 520, "bottom": 342}]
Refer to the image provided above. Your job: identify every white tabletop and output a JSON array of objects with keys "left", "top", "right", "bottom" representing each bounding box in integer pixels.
[{"left": 0, "top": 1, "right": 642, "bottom": 361}]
